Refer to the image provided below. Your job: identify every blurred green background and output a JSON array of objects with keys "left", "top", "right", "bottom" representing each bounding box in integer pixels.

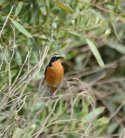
[{"left": 0, "top": 0, "right": 125, "bottom": 138}]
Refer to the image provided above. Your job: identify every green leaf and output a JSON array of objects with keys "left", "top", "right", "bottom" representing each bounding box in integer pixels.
[
  {"left": 15, "top": 2, "right": 23, "bottom": 16},
  {"left": 15, "top": 49, "right": 22, "bottom": 66},
  {"left": 33, "top": 102, "right": 44, "bottom": 113},
  {"left": 0, "top": 116, "right": 7, "bottom": 122},
  {"left": 55, "top": 1, "right": 73, "bottom": 14},
  {"left": 107, "top": 122, "right": 119, "bottom": 134},
  {"left": 12, "top": 128, "right": 23, "bottom": 138},
  {"left": 86, "top": 38, "right": 105, "bottom": 67},
  {"left": 11, "top": 20, "right": 32, "bottom": 38},
  {"left": 69, "top": 31, "right": 84, "bottom": 38},
  {"left": 23, "top": 124, "right": 36, "bottom": 138},
  {"left": 106, "top": 39, "right": 125, "bottom": 54},
  {"left": 83, "top": 107, "right": 105, "bottom": 121},
  {"left": 95, "top": 117, "right": 109, "bottom": 126}
]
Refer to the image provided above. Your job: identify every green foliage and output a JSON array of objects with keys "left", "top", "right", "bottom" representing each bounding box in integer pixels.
[
  {"left": 0, "top": 0, "right": 125, "bottom": 137},
  {"left": 86, "top": 38, "right": 104, "bottom": 67}
]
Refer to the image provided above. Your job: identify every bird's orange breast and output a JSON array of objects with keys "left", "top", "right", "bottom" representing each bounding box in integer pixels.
[{"left": 45, "top": 60, "right": 64, "bottom": 91}]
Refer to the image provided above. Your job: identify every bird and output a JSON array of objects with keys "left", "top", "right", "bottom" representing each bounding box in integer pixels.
[{"left": 44, "top": 54, "right": 64, "bottom": 97}]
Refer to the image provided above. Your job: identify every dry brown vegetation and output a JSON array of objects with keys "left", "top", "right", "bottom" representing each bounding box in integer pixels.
[{"left": 0, "top": 0, "right": 125, "bottom": 138}]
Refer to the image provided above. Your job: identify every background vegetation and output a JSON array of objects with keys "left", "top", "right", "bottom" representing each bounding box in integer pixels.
[{"left": 0, "top": 0, "right": 125, "bottom": 137}]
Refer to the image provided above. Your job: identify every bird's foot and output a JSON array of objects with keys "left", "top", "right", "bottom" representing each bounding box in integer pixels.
[{"left": 50, "top": 93, "right": 55, "bottom": 99}]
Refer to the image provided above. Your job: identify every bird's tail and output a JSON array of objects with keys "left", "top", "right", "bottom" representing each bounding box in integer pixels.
[{"left": 50, "top": 87, "right": 57, "bottom": 93}]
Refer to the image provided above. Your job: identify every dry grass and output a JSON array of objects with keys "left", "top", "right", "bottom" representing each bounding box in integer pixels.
[{"left": 0, "top": 0, "right": 125, "bottom": 138}]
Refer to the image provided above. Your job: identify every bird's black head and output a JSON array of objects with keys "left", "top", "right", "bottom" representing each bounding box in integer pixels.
[{"left": 48, "top": 54, "right": 63, "bottom": 66}]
